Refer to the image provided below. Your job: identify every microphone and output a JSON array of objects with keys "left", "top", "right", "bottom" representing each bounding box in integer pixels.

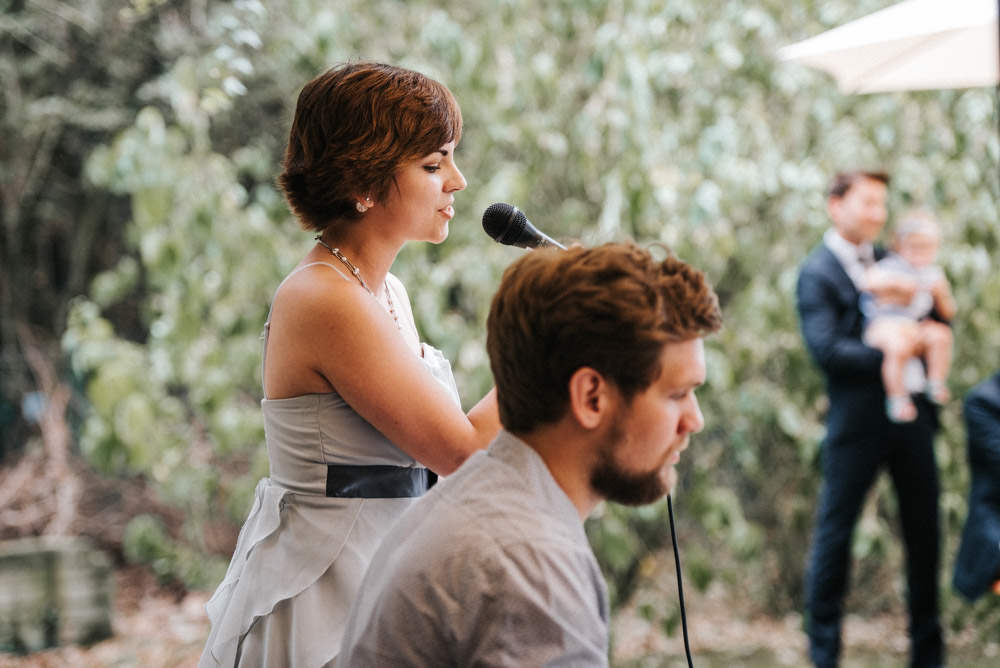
[{"left": 482, "top": 203, "right": 566, "bottom": 250}]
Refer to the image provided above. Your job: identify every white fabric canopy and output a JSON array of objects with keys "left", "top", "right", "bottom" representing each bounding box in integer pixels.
[{"left": 777, "top": 0, "right": 999, "bottom": 93}]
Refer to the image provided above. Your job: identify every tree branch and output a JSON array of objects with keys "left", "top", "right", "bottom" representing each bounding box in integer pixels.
[{"left": 16, "top": 322, "right": 79, "bottom": 536}]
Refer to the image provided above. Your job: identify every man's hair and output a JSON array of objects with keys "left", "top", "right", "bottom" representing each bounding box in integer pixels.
[
  {"left": 486, "top": 242, "right": 722, "bottom": 433},
  {"left": 278, "top": 61, "right": 463, "bottom": 232},
  {"left": 827, "top": 170, "right": 890, "bottom": 199}
]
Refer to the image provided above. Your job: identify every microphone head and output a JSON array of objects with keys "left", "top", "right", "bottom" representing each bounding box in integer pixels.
[{"left": 482, "top": 203, "right": 528, "bottom": 247}]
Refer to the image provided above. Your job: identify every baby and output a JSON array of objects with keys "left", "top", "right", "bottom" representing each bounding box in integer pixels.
[{"left": 861, "top": 211, "right": 955, "bottom": 423}]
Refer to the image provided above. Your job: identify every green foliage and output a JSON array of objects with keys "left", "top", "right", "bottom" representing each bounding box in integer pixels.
[
  {"left": 54, "top": 0, "right": 999, "bottom": 640},
  {"left": 0, "top": 0, "right": 177, "bottom": 453},
  {"left": 123, "top": 514, "right": 227, "bottom": 588}
]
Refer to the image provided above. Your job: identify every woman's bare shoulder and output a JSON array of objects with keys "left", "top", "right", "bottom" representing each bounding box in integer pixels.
[{"left": 271, "top": 262, "right": 360, "bottom": 318}]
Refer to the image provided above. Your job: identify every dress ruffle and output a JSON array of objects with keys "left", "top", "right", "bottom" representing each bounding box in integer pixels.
[
  {"left": 421, "top": 343, "right": 461, "bottom": 406},
  {"left": 200, "top": 479, "right": 417, "bottom": 666}
]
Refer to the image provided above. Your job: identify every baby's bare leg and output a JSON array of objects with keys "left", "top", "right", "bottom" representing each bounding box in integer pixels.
[
  {"left": 919, "top": 320, "right": 952, "bottom": 403},
  {"left": 919, "top": 320, "right": 952, "bottom": 382},
  {"left": 865, "top": 318, "right": 920, "bottom": 400}
]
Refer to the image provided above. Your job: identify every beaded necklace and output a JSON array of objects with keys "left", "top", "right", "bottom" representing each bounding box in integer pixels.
[{"left": 315, "top": 235, "right": 401, "bottom": 330}]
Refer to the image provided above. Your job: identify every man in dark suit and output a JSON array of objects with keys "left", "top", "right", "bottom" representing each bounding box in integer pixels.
[
  {"left": 796, "top": 171, "right": 946, "bottom": 668},
  {"left": 953, "top": 371, "right": 1000, "bottom": 601}
]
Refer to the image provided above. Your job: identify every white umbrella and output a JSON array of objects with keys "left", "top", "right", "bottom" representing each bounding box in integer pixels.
[{"left": 777, "top": 0, "right": 999, "bottom": 94}]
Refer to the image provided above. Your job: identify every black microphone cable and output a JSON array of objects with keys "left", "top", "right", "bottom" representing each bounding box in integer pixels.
[{"left": 667, "top": 494, "right": 694, "bottom": 667}]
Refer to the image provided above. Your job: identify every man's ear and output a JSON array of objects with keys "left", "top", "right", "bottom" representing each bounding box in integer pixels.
[
  {"left": 827, "top": 196, "right": 841, "bottom": 224},
  {"left": 566, "top": 367, "right": 612, "bottom": 430}
]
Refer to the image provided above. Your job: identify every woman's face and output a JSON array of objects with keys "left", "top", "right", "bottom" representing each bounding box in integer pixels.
[{"left": 380, "top": 140, "right": 466, "bottom": 244}]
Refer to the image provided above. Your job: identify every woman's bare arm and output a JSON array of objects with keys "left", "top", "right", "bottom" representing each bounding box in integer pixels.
[{"left": 266, "top": 267, "right": 500, "bottom": 475}]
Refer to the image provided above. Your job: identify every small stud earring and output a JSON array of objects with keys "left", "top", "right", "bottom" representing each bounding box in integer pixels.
[{"left": 356, "top": 201, "right": 369, "bottom": 213}]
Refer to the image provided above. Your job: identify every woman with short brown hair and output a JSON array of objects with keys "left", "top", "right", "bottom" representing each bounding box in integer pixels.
[{"left": 200, "top": 62, "right": 499, "bottom": 668}]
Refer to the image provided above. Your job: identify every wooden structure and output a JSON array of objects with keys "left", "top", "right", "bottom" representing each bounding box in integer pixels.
[{"left": 0, "top": 536, "right": 113, "bottom": 653}]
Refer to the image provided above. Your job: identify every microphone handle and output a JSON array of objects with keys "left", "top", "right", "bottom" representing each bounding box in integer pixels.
[{"left": 532, "top": 231, "right": 566, "bottom": 250}]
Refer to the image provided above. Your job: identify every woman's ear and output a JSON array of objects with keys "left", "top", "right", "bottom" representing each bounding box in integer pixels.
[{"left": 566, "top": 366, "right": 613, "bottom": 430}]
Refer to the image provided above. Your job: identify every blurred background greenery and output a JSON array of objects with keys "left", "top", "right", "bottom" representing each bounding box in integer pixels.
[{"left": 2, "top": 0, "right": 998, "bottom": 660}]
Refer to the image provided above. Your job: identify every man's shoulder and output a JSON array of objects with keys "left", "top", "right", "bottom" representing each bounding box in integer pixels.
[
  {"left": 437, "top": 489, "right": 588, "bottom": 562},
  {"left": 800, "top": 242, "right": 835, "bottom": 274},
  {"left": 358, "top": 488, "right": 602, "bottom": 628},
  {"left": 797, "top": 244, "right": 840, "bottom": 297},
  {"left": 393, "top": 480, "right": 596, "bottom": 591},
  {"left": 399, "top": 470, "right": 570, "bottom": 556},
  {"left": 383, "top": 442, "right": 595, "bottom": 581}
]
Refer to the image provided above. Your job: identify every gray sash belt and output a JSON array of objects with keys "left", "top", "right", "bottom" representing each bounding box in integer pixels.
[{"left": 326, "top": 464, "right": 437, "bottom": 498}]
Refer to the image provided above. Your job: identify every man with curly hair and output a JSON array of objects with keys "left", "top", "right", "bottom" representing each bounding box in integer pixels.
[{"left": 337, "top": 242, "right": 722, "bottom": 667}]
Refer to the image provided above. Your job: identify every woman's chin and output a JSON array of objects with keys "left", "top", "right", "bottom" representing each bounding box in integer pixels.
[{"left": 429, "top": 224, "right": 449, "bottom": 244}]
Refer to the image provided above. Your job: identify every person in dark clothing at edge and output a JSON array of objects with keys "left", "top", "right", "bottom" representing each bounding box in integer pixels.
[{"left": 953, "top": 370, "right": 1000, "bottom": 603}]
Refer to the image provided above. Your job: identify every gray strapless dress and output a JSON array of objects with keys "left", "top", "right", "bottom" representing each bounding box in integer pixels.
[{"left": 199, "top": 266, "right": 461, "bottom": 667}]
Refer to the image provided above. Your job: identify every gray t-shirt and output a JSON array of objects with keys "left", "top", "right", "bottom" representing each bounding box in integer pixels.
[{"left": 336, "top": 430, "right": 610, "bottom": 667}]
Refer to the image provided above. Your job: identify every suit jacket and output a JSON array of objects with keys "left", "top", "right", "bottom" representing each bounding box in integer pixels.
[
  {"left": 796, "top": 242, "right": 945, "bottom": 442},
  {"left": 954, "top": 371, "right": 1000, "bottom": 601},
  {"left": 797, "top": 243, "right": 888, "bottom": 441}
]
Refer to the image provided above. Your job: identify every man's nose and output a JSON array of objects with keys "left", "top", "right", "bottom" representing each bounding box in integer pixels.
[{"left": 682, "top": 396, "right": 704, "bottom": 435}]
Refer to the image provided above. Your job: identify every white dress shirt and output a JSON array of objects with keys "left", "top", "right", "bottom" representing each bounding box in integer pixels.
[{"left": 823, "top": 228, "right": 874, "bottom": 290}]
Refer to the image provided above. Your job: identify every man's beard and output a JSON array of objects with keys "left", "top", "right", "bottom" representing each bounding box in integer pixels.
[{"left": 588, "top": 418, "right": 674, "bottom": 506}]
